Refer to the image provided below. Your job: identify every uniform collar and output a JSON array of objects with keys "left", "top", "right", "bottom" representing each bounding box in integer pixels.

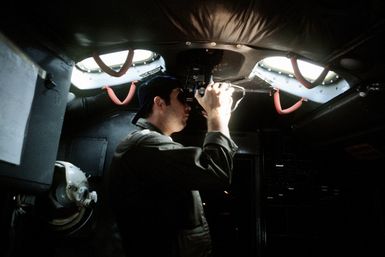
[{"left": 135, "top": 118, "right": 164, "bottom": 135}]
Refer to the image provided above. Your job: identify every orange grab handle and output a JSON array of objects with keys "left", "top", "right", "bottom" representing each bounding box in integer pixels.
[
  {"left": 103, "top": 81, "right": 137, "bottom": 105},
  {"left": 273, "top": 88, "right": 304, "bottom": 114}
]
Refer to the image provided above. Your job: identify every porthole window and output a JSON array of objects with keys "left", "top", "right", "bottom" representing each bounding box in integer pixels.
[
  {"left": 71, "top": 49, "right": 165, "bottom": 90},
  {"left": 249, "top": 56, "right": 350, "bottom": 103}
]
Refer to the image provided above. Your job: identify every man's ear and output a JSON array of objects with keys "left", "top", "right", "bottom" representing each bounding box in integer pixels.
[{"left": 153, "top": 96, "right": 165, "bottom": 109}]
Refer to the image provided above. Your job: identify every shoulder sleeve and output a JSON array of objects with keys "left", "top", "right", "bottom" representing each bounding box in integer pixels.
[
  {"left": 118, "top": 130, "right": 239, "bottom": 190},
  {"left": 204, "top": 131, "right": 238, "bottom": 155}
]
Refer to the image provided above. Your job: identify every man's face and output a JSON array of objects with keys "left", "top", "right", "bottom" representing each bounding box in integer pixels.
[{"left": 164, "top": 88, "right": 191, "bottom": 133}]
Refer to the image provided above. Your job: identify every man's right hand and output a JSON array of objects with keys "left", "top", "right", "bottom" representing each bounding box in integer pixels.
[{"left": 195, "top": 82, "right": 234, "bottom": 137}]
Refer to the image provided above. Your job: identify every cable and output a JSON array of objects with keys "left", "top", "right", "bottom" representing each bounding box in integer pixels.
[{"left": 229, "top": 84, "right": 246, "bottom": 112}]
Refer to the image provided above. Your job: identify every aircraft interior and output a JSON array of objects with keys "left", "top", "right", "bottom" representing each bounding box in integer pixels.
[{"left": 1, "top": 1, "right": 385, "bottom": 256}]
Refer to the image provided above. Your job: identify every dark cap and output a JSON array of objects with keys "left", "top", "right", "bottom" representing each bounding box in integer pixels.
[{"left": 132, "top": 75, "right": 182, "bottom": 124}]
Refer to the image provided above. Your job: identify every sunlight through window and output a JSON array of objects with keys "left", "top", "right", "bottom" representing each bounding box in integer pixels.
[
  {"left": 71, "top": 49, "right": 165, "bottom": 90},
  {"left": 249, "top": 56, "right": 350, "bottom": 103}
]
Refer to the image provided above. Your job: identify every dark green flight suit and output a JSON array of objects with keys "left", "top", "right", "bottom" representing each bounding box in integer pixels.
[{"left": 109, "top": 118, "right": 238, "bottom": 257}]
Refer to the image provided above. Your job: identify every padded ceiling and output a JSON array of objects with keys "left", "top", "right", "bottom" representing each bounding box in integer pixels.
[
  {"left": 1, "top": 1, "right": 384, "bottom": 55},
  {"left": 1, "top": 0, "right": 385, "bottom": 86}
]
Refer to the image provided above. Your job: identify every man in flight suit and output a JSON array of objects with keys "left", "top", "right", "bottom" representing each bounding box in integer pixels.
[{"left": 108, "top": 75, "right": 238, "bottom": 257}]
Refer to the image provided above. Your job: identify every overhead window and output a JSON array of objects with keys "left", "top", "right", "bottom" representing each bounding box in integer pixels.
[
  {"left": 71, "top": 49, "right": 165, "bottom": 90},
  {"left": 249, "top": 56, "right": 350, "bottom": 104}
]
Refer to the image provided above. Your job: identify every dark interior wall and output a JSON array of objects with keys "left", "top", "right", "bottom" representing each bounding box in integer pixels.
[
  {"left": 0, "top": 40, "right": 73, "bottom": 257},
  {"left": 0, "top": 43, "right": 73, "bottom": 193},
  {"left": 260, "top": 130, "right": 385, "bottom": 257},
  {"left": 58, "top": 111, "right": 137, "bottom": 179},
  {"left": 292, "top": 85, "right": 385, "bottom": 150}
]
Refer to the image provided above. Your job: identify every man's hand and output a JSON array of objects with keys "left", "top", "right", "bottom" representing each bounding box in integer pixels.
[{"left": 195, "top": 82, "right": 234, "bottom": 137}]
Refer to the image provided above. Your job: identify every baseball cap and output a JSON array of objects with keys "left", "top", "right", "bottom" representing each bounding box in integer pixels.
[{"left": 132, "top": 75, "right": 183, "bottom": 124}]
